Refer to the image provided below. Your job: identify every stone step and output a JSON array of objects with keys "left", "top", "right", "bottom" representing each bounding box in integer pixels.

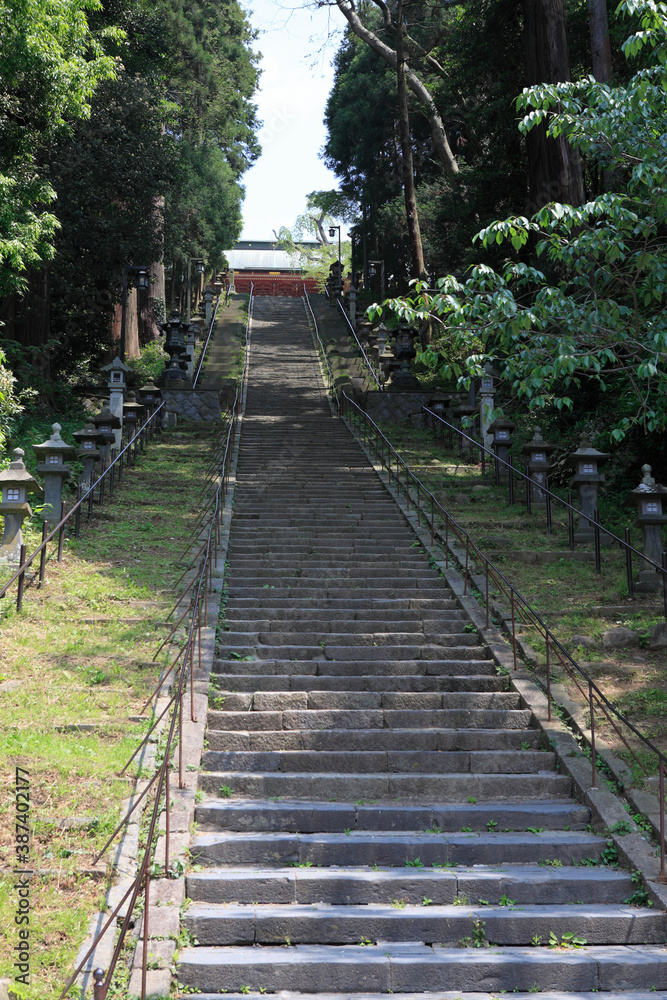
[
  {"left": 226, "top": 569, "right": 444, "bottom": 580},
  {"left": 204, "top": 728, "right": 544, "bottom": 753},
  {"left": 173, "top": 992, "right": 667, "bottom": 1000},
  {"left": 216, "top": 646, "right": 492, "bottom": 663},
  {"left": 187, "top": 861, "right": 631, "bottom": 904},
  {"left": 209, "top": 673, "right": 505, "bottom": 692},
  {"left": 197, "top": 770, "right": 571, "bottom": 800},
  {"left": 200, "top": 748, "right": 554, "bottom": 775},
  {"left": 224, "top": 588, "right": 449, "bottom": 600},
  {"left": 183, "top": 901, "right": 666, "bottom": 947},
  {"left": 178, "top": 942, "right": 667, "bottom": 993},
  {"left": 228, "top": 544, "right": 425, "bottom": 555},
  {"left": 212, "top": 658, "right": 497, "bottom": 677},
  {"left": 222, "top": 608, "right": 465, "bottom": 622},
  {"left": 206, "top": 691, "right": 521, "bottom": 712},
  {"left": 217, "top": 631, "right": 479, "bottom": 648},
  {"left": 191, "top": 829, "right": 605, "bottom": 868},
  {"left": 224, "top": 598, "right": 459, "bottom": 610},
  {"left": 205, "top": 708, "right": 534, "bottom": 732},
  {"left": 228, "top": 557, "right": 430, "bottom": 569},
  {"left": 193, "top": 799, "right": 586, "bottom": 832}
]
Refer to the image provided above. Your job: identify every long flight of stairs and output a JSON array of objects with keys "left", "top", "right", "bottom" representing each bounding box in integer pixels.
[{"left": 177, "top": 298, "right": 667, "bottom": 999}]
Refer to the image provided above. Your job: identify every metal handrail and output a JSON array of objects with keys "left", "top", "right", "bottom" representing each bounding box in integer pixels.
[
  {"left": 62, "top": 282, "right": 256, "bottom": 1000},
  {"left": 341, "top": 389, "right": 667, "bottom": 880},
  {"left": 0, "top": 400, "right": 165, "bottom": 610},
  {"left": 303, "top": 286, "right": 340, "bottom": 405},
  {"left": 334, "top": 297, "right": 383, "bottom": 390},
  {"left": 424, "top": 406, "right": 667, "bottom": 601},
  {"left": 192, "top": 292, "right": 222, "bottom": 388}
]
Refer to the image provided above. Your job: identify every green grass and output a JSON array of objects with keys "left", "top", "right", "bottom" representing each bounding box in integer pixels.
[{"left": 0, "top": 419, "right": 223, "bottom": 996}]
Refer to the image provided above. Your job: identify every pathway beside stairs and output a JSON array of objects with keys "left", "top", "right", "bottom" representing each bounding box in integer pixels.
[{"left": 178, "top": 298, "right": 667, "bottom": 999}]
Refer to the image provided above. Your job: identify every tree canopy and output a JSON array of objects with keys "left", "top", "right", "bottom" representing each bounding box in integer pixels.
[{"left": 371, "top": 0, "right": 667, "bottom": 441}]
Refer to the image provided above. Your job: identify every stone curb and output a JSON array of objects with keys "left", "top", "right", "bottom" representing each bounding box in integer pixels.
[{"left": 349, "top": 418, "right": 667, "bottom": 912}]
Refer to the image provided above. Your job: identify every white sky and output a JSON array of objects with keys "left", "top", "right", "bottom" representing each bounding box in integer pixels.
[{"left": 239, "top": 0, "right": 343, "bottom": 240}]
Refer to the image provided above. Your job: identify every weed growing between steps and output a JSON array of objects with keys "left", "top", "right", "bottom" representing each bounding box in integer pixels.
[
  {"left": 375, "top": 421, "right": 667, "bottom": 770},
  {"left": 0, "top": 421, "right": 222, "bottom": 997}
]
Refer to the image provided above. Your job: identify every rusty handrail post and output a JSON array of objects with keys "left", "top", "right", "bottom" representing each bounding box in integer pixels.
[
  {"left": 16, "top": 543, "right": 26, "bottom": 612},
  {"left": 659, "top": 761, "right": 666, "bottom": 883},
  {"left": 165, "top": 761, "right": 170, "bottom": 874},
  {"left": 38, "top": 521, "right": 48, "bottom": 585},
  {"left": 508, "top": 457, "right": 514, "bottom": 505},
  {"left": 589, "top": 681, "right": 597, "bottom": 788},
  {"left": 75, "top": 484, "right": 82, "bottom": 538},
  {"left": 430, "top": 496, "right": 434, "bottom": 547},
  {"left": 93, "top": 968, "right": 106, "bottom": 1000},
  {"left": 510, "top": 590, "right": 517, "bottom": 670},
  {"left": 525, "top": 464, "right": 532, "bottom": 515},
  {"left": 594, "top": 509, "right": 602, "bottom": 573},
  {"left": 485, "top": 561, "right": 490, "bottom": 629},
  {"left": 141, "top": 868, "right": 150, "bottom": 1000},
  {"left": 58, "top": 501, "right": 66, "bottom": 562},
  {"left": 463, "top": 536, "right": 469, "bottom": 595},
  {"left": 546, "top": 641, "right": 552, "bottom": 721},
  {"left": 625, "top": 528, "right": 634, "bottom": 597},
  {"left": 568, "top": 491, "right": 575, "bottom": 550}
]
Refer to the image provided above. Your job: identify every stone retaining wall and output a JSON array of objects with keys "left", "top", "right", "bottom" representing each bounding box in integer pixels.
[
  {"left": 161, "top": 389, "right": 221, "bottom": 422},
  {"left": 365, "top": 389, "right": 464, "bottom": 425}
]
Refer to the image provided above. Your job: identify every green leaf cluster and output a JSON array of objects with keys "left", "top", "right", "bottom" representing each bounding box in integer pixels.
[{"left": 374, "top": 0, "right": 667, "bottom": 441}]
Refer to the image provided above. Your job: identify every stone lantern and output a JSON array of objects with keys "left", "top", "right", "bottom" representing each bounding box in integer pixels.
[
  {"left": 73, "top": 421, "right": 105, "bottom": 490},
  {"left": 122, "top": 391, "right": 146, "bottom": 448},
  {"left": 489, "top": 415, "right": 516, "bottom": 475},
  {"left": 631, "top": 465, "right": 667, "bottom": 591},
  {"left": 137, "top": 379, "right": 162, "bottom": 423},
  {"left": 93, "top": 404, "right": 121, "bottom": 463},
  {"left": 204, "top": 288, "right": 214, "bottom": 325},
  {"left": 377, "top": 323, "right": 388, "bottom": 360},
  {"left": 100, "top": 356, "right": 129, "bottom": 451},
  {"left": 159, "top": 311, "right": 189, "bottom": 386},
  {"left": 426, "top": 397, "right": 448, "bottom": 429},
  {"left": 388, "top": 323, "right": 420, "bottom": 390},
  {"left": 521, "top": 427, "right": 556, "bottom": 507},
  {"left": 478, "top": 363, "right": 497, "bottom": 450},
  {"left": 32, "top": 423, "right": 76, "bottom": 522},
  {"left": 185, "top": 324, "right": 199, "bottom": 381},
  {"left": 567, "top": 432, "right": 610, "bottom": 544},
  {"left": 0, "top": 449, "right": 41, "bottom": 562}
]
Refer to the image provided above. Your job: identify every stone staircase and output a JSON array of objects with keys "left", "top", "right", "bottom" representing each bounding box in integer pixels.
[{"left": 177, "top": 298, "right": 667, "bottom": 999}]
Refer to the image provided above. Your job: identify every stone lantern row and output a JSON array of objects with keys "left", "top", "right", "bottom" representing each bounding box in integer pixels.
[
  {"left": 352, "top": 322, "right": 667, "bottom": 593},
  {"left": 0, "top": 360, "right": 166, "bottom": 564}
]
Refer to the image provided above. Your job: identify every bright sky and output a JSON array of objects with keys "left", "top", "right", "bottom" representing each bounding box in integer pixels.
[{"left": 239, "top": 0, "right": 343, "bottom": 240}]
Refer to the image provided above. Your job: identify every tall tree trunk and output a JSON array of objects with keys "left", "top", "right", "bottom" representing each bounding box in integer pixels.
[
  {"left": 523, "top": 0, "right": 585, "bottom": 209},
  {"left": 396, "top": 0, "right": 426, "bottom": 282},
  {"left": 587, "top": 0, "right": 612, "bottom": 82},
  {"left": 334, "top": 0, "right": 459, "bottom": 176}
]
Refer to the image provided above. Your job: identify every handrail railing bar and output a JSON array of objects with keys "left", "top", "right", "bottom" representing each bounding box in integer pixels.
[
  {"left": 342, "top": 390, "right": 667, "bottom": 770},
  {"left": 192, "top": 293, "right": 222, "bottom": 388},
  {"left": 334, "top": 297, "right": 383, "bottom": 390},
  {"left": 424, "top": 407, "right": 660, "bottom": 576},
  {"left": 303, "top": 287, "right": 340, "bottom": 405}
]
